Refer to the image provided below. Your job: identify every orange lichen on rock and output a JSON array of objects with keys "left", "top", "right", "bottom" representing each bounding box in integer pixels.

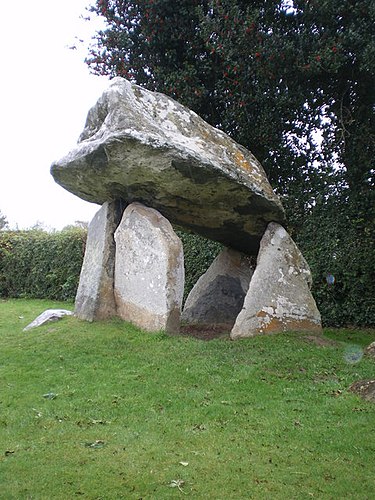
[
  {"left": 256, "top": 312, "right": 322, "bottom": 335},
  {"left": 234, "top": 150, "right": 253, "bottom": 171}
]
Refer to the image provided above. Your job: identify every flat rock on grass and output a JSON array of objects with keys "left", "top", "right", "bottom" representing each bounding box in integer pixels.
[
  {"left": 349, "top": 379, "right": 375, "bottom": 402},
  {"left": 23, "top": 309, "right": 73, "bottom": 331},
  {"left": 364, "top": 341, "right": 375, "bottom": 359}
]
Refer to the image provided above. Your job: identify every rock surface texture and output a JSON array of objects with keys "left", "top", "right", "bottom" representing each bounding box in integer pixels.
[
  {"left": 349, "top": 379, "right": 375, "bottom": 402},
  {"left": 365, "top": 342, "right": 375, "bottom": 359},
  {"left": 114, "top": 203, "right": 184, "bottom": 333},
  {"left": 231, "top": 223, "right": 322, "bottom": 338},
  {"left": 75, "top": 201, "right": 123, "bottom": 321},
  {"left": 182, "top": 248, "right": 254, "bottom": 328},
  {"left": 50, "top": 79, "right": 322, "bottom": 336},
  {"left": 23, "top": 309, "right": 73, "bottom": 331},
  {"left": 51, "top": 78, "right": 284, "bottom": 254}
]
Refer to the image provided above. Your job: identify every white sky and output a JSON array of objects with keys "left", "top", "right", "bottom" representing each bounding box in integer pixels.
[{"left": 0, "top": 1, "right": 110, "bottom": 230}]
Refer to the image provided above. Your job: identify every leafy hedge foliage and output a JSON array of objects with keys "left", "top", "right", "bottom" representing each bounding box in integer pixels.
[
  {"left": 1, "top": 218, "right": 373, "bottom": 327},
  {"left": 0, "top": 228, "right": 220, "bottom": 303},
  {"left": 0, "top": 228, "right": 86, "bottom": 301},
  {"left": 176, "top": 230, "right": 222, "bottom": 299},
  {"left": 294, "top": 193, "right": 375, "bottom": 328}
]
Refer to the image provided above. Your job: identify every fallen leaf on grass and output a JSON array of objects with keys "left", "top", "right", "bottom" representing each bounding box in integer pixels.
[
  {"left": 84, "top": 440, "right": 106, "bottom": 449},
  {"left": 169, "top": 479, "right": 186, "bottom": 493},
  {"left": 179, "top": 461, "right": 189, "bottom": 467},
  {"left": 91, "top": 419, "right": 111, "bottom": 425},
  {"left": 192, "top": 424, "right": 207, "bottom": 432},
  {"left": 42, "top": 392, "right": 57, "bottom": 400},
  {"left": 5, "top": 450, "right": 15, "bottom": 456}
]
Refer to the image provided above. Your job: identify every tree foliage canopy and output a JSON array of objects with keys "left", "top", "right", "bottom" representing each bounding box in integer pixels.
[
  {"left": 86, "top": 0, "right": 374, "bottom": 199},
  {"left": 85, "top": 0, "right": 375, "bottom": 326},
  {"left": 0, "top": 210, "right": 8, "bottom": 231}
]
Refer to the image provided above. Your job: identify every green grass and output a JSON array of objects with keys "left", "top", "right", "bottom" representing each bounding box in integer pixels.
[{"left": 0, "top": 299, "right": 374, "bottom": 499}]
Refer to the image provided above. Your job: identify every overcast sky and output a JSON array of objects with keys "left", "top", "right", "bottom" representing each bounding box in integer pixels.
[{"left": 0, "top": 1, "right": 110, "bottom": 229}]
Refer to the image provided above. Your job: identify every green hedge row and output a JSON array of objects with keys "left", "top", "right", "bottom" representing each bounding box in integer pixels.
[
  {"left": 1, "top": 218, "right": 373, "bottom": 327},
  {"left": 293, "top": 194, "right": 375, "bottom": 328},
  {"left": 0, "top": 228, "right": 86, "bottom": 301},
  {"left": 0, "top": 228, "right": 221, "bottom": 303}
]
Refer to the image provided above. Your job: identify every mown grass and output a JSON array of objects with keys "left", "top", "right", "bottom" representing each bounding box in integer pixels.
[{"left": 0, "top": 299, "right": 374, "bottom": 499}]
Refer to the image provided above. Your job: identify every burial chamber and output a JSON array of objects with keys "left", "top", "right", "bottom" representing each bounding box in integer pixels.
[
  {"left": 51, "top": 78, "right": 322, "bottom": 337},
  {"left": 51, "top": 77, "right": 285, "bottom": 256}
]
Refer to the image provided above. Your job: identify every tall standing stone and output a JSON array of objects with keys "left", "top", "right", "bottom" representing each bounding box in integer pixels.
[
  {"left": 182, "top": 248, "right": 254, "bottom": 328},
  {"left": 114, "top": 202, "right": 184, "bottom": 333},
  {"left": 231, "top": 223, "right": 322, "bottom": 338},
  {"left": 75, "top": 201, "right": 123, "bottom": 321}
]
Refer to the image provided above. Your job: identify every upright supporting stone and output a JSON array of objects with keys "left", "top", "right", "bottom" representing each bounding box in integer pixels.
[
  {"left": 182, "top": 248, "right": 254, "bottom": 329},
  {"left": 114, "top": 202, "right": 184, "bottom": 333},
  {"left": 231, "top": 223, "right": 322, "bottom": 338},
  {"left": 75, "top": 201, "right": 123, "bottom": 321}
]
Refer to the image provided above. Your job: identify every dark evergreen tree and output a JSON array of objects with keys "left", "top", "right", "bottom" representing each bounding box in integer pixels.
[
  {"left": 85, "top": 0, "right": 375, "bottom": 326},
  {"left": 0, "top": 211, "right": 8, "bottom": 230}
]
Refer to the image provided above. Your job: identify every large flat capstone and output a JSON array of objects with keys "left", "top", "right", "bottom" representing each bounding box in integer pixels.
[{"left": 51, "top": 78, "right": 285, "bottom": 254}]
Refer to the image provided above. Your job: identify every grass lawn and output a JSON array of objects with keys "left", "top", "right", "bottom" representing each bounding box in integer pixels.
[{"left": 0, "top": 299, "right": 374, "bottom": 499}]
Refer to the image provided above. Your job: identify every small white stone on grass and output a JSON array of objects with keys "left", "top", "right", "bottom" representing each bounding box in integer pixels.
[{"left": 23, "top": 309, "right": 73, "bottom": 331}]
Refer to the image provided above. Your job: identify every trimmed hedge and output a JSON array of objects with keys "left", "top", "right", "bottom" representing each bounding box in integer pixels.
[
  {"left": 0, "top": 228, "right": 220, "bottom": 303},
  {"left": 1, "top": 216, "right": 373, "bottom": 327},
  {"left": 0, "top": 228, "right": 86, "bottom": 301}
]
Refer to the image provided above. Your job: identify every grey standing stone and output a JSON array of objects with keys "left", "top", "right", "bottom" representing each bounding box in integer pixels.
[
  {"left": 114, "top": 202, "right": 184, "bottom": 333},
  {"left": 182, "top": 248, "right": 254, "bottom": 328},
  {"left": 231, "top": 223, "right": 322, "bottom": 339},
  {"left": 51, "top": 77, "right": 285, "bottom": 255},
  {"left": 75, "top": 201, "right": 123, "bottom": 321}
]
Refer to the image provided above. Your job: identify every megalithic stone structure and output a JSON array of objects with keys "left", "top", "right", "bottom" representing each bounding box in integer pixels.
[
  {"left": 182, "top": 248, "right": 255, "bottom": 329},
  {"left": 51, "top": 77, "right": 285, "bottom": 255},
  {"left": 50, "top": 78, "right": 323, "bottom": 336},
  {"left": 114, "top": 203, "right": 185, "bottom": 333},
  {"left": 231, "top": 223, "right": 322, "bottom": 338},
  {"left": 75, "top": 201, "right": 123, "bottom": 321}
]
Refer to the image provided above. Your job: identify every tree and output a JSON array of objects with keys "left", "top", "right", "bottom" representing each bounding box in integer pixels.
[
  {"left": 85, "top": 0, "right": 375, "bottom": 325},
  {"left": 0, "top": 210, "right": 8, "bottom": 230},
  {"left": 86, "top": 1, "right": 374, "bottom": 199}
]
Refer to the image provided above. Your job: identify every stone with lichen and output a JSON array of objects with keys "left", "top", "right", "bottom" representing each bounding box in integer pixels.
[
  {"left": 114, "top": 202, "right": 184, "bottom": 333},
  {"left": 231, "top": 222, "right": 322, "bottom": 338},
  {"left": 51, "top": 78, "right": 284, "bottom": 255}
]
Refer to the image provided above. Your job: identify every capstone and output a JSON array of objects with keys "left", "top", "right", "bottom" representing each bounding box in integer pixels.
[{"left": 51, "top": 78, "right": 285, "bottom": 255}]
